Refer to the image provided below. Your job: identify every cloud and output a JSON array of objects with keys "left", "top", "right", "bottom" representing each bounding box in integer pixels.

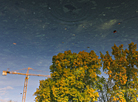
[
  {"left": 0, "top": 99, "right": 7, "bottom": 102},
  {"left": 0, "top": 99, "right": 17, "bottom": 102},
  {"left": 0, "top": 86, "right": 13, "bottom": 90},
  {"left": 99, "top": 19, "right": 118, "bottom": 30},
  {"left": 0, "top": 99, "right": 11, "bottom": 102},
  {"left": 0, "top": 86, "right": 13, "bottom": 96}
]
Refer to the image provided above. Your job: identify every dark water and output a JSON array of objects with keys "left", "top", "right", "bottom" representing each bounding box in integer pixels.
[{"left": 0, "top": 0, "right": 138, "bottom": 102}]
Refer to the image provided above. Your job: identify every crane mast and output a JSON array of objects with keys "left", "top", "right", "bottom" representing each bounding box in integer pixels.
[{"left": 2, "top": 67, "right": 51, "bottom": 102}]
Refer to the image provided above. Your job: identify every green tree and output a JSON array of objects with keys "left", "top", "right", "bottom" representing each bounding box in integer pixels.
[
  {"left": 34, "top": 78, "right": 55, "bottom": 102},
  {"left": 34, "top": 50, "right": 103, "bottom": 102},
  {"left": 100, "top": 42, "right": 138, "bottom": 102}
]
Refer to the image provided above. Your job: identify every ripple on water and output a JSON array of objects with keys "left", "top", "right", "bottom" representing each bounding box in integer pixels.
[{"left": 46, "top": 0, "right": 97, "bottom": 26}]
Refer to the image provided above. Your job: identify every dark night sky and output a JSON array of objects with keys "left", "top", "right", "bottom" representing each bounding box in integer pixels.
[{"left": 0, "top": 0, "right": 138, "bottom": 102}]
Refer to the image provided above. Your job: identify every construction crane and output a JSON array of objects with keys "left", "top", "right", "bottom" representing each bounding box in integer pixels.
[{"left": 2, "top": 67, "right": 51, "bottom": 102}]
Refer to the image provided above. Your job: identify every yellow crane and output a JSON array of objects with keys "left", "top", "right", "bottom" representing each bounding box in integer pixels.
[{"left": 2, "top": 67, "right": 51, "bottom": 102}]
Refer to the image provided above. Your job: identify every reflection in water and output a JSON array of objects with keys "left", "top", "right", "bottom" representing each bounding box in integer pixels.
[
  {"left": 64, "top": 4, "right": 76, "bottom": 12},
  {"left": 98, "top": 19, "right": 117, "bottom": 30},
  {"left": 47, "top": 0, "right": 97, "bottom": 25},
  {"left": 0, "top": 0, "right": 138, "bottom": 101}
]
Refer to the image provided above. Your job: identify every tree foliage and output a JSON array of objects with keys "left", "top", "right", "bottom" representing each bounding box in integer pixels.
[
  {"left": 34, "top": 42, "right": 138, "bottom": 102},
  {"left": 34, "top": 78, "right": 55, "bottom": 102},
  {"left": 34, "top": 50, "right": 103, "bottom": 102},
  {"left": 100, "top": 42, "right": 138, "bottom": 102}
]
